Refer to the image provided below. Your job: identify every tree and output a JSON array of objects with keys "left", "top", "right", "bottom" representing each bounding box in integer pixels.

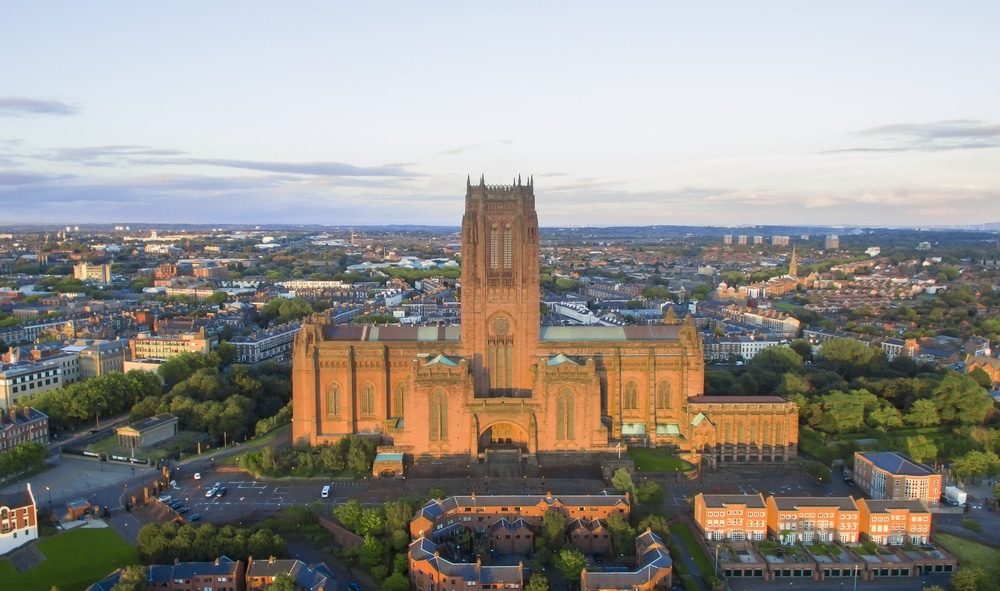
[
  {"left": 812, "top": 390, "right": 865, "bottom": 433},
  {"left": 111, "top": 565, "right": 148, "bottom": 591},
  {"left": 553, "top": 548, "right": 587, "bottom": 588},
  {"left": 525, "top": 574, "right": 550, "bottom": 591},
  {"left": 611, "top": 468, "right": 636, "bottom": 498},
  {"left": 334, "top": 499, "right": 364, "bottom": 531},
  {"left": 866, "top": 400, "right": 903, "bottom": 430},
  {"left": 951, "top": 566, "right": 983, "bottom": 591},
  {"left": 904, "top": 399, "right": 940, "bottom": 428},
  {"left": 637, "top": 514, "right": 671, "bottom": 539},
  {"left": 933, "top": 374, "right": 992, "bottom": 424},
  {"left": 789, "top": 339, "right": 814, "bottom": 362},
  {"left": 606, "top": 512, "right": 635, "bottom": 555},
  {"left": 952, "top": 451, "right": 1000, "bottom": 481},
  {"left": 636, "top": 481, "right": 664, "bottom": 507},
  {"left": 969, "top": 367, "right": 994, "bottom": 390},
  {"left": 359, "top": 534, "right": 385, "bottom": 568},
  {"left": 269, "top": 573, "right": 298, "bottom": 591},
  {"left": 905, "top": 436, "right": 938, "bottom": 464},
  {"left": 382, "top": 572, "right": 411, "bottom": 591},
  {"left": 541, "top": 509, "right": 567, "bottom": 547},
  {"left": 818, "top": 338, "right": 884, "bottom": 378},
  {"left": 748, "top": 346, "right": 803, "bottom": 375}
]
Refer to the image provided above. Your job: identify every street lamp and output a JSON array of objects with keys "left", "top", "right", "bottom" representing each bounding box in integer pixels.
[
  {"left": 46, "top": 486, "right": 52, "bottom": 512},
  {"left": 239, "top": 497, "right": 245, "bottom": 524}
]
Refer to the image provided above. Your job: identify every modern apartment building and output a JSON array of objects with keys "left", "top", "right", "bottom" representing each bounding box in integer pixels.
[
  {"left": 857, "top": 499, "right": 931, "bottom": 545},
  {"left": 230, "top": 322, "right": 301, "bottom": 364},
  {"left": 853, "top": 452, "right": 941, "bottom": 508},
  {"left": 766, "top": 496, "right": 861, "bottom": 544},
  {"left": 73, "top": 262, "right": 112, "bottom": 284},
  {"left": 130, "top": 329, "right": 217, "bottom": 360},
  {"left": 693, "top": 493, "right": 768, "bottom": 541},
  {"left": 0, "top": 359, "right": 63, "bottom": 409}
]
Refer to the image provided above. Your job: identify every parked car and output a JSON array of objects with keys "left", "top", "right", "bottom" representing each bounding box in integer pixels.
[
  {"left": 169, "top": 500, "right": 184, "bottom": 509},
  {"left": 177, "top": 507, "right": 189, "bottom": 514},
  {"left": 188, "top": 514, "right": 201, "bottom": 522},
  {"left": 349, "top": 583, "right": 361, "bottom": 591},
  {"left": 205, "top": 487, "right": 218, "bottom": 498},
  {"left": 194, "top": 472, "right": 202, "bottom": 480},
  {"left": 215, "top": 486, "right": 227, "bottom": 498},
  {"left": 158, "top": 495, "right": 172, "bottom": 503},
  {"left": 321, "top": 485, "right": 331, "bottom": 498}
]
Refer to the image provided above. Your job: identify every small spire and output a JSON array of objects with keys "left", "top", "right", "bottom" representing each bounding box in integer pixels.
[
  {"left": 518, "top": 174, "right": 521, "bottom": 186},
  {"left": 480, "top": 174, "right": 485, "bottom": 186}
]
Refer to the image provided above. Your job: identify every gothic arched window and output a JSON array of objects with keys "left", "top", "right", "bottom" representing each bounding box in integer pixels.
[
  {"left": 393, "top": 383, "right": 405, "bottom": 417},
  {"left": 557, "top": 388, "right": 574, "bottom": 440},
  {"left": 623, "top": 380, "right": 639, "bottom": 410},
  {"left": 656, "top": 381, "right": 671, "bottom": 409},
  {"left": 503, "top": 223, "right": 512, "bottom": 269},
  {"left": 489, "top": 223, "right": 499, "bottom": 270},
  {"left": 361, "top": 382, "right": 375, "bottom": 417},
  {"left": 430, "top": 389, "right": 448, "bottom": 440},
  {"left": 326, "top": 383, "right": 341, "bottom": 417}
]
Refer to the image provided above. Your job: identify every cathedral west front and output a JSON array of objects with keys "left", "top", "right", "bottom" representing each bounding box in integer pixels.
[{"left": 292, "top": 177, "right": 798, "bottom": 467}]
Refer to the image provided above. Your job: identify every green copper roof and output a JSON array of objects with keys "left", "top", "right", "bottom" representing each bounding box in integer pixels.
[
  {"left": 424, "top": 354, "right": 458, "bottom": 367},
  {"left": 547, "top": 353, "right": 580, "bottom": 366}
]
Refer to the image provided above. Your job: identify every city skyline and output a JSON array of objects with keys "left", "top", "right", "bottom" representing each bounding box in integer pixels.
[{"left": 2, "top": 2, "right": 999, "bottom": 227}]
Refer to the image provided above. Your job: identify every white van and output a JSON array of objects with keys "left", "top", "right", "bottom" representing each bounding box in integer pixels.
[{"left": 321, "top": 485, "right": 331, "bottom": 498}]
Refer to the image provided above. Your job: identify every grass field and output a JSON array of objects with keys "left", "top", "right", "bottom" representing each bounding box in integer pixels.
[
  {"left": 933, "top": 532, "right": 1000, "bottom": 591},
  {"left": 0, "top": 528, "right": 139, "bottom": 591},
  {"left": 669, "top": 522, "right": 714, "bottom": 575},
  {"left": 629, "top": 447, "right": 696, "bottom": 472}
]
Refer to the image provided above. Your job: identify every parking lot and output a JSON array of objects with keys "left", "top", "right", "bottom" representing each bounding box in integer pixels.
[{"left": 154, "top": 471, "right": 375, "bottom": 523}]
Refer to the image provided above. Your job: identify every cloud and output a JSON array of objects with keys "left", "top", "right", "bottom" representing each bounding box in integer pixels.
[
  {"left": 437, "top": 144, "right": 482, "bottom": 155},
  {"left": 436, "top": 139, "right": 515, "bottom": 156},
  {"left": 46, "top": 145, "right": 188, "bottom": 164},
  {"left": 37, "top": 145, "right": 421, "bottom": 178},
  {"left": 0, "top": 97, "right": 78, "bottom": 116},
  {"left": 826, "top": 119, "right": 1000, "bottom": 153},
  {"left": 0, "top": 171, "right": 72, "bottom": 185},
  {"left": 172, "top": 158, "right": 420, "bottom": 177}
]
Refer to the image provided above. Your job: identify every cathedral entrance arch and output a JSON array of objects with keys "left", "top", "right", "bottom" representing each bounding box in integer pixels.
[{"left": 479, "top": 421, "right": 529, "bottom": 452}]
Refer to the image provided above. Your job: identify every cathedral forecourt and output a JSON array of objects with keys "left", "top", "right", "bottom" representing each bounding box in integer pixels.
[{"left": 292, "top": 176, "right": 798, "bottom": 469}]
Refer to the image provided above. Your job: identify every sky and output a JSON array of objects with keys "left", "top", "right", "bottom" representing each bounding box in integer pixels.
[{"left": 2, "top": 2, "right": 999, "bottom": 228}]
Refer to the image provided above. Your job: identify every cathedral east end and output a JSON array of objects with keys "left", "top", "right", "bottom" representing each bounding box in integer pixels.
[{"left": 292, "top": 177, "right": 798, "bottom": 465}]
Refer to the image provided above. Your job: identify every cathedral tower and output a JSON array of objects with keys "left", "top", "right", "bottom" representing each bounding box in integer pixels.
[{"left": 461, "top": 175, "right": 540, "bottom": 397}]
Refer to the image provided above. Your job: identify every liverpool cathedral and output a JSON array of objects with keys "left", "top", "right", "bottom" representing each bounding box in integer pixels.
[{"left": 292, "top": 177, "right": 798, "bottom": 467}]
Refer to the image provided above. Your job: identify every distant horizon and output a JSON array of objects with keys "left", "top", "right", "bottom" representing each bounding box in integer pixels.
[
  {"left": 4, "top": 219, "right": 999, "bottom": 233},
  {"left": 3, "top": 3, "right": 998, "bottom": 227}
]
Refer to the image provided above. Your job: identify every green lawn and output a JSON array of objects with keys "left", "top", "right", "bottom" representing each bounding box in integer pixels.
[
  {"left": 0, "top": 528, "right": 139, "bottom": 591},
  {"left": 933, "top": 533, "right": 1000, "bottom": 591},
  {"left": 669, "top": 522, "right": 714, "bottom": 575},
  {"left": 629, "top": 447, "right": 695, "bottom": 472}
]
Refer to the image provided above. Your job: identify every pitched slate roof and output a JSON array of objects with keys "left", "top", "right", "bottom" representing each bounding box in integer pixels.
[{"left": 859, "top": 452, "right": 936, "bottom": 477}]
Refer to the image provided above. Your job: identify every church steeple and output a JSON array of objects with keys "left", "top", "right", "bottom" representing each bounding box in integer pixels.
[{"left": 789, "top": 245, "right": 798, "bottom": 278}]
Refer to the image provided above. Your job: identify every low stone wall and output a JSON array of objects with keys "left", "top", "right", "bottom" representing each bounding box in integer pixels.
[{"left": 317, "top": 514, "right": 365, "bottom": 548}]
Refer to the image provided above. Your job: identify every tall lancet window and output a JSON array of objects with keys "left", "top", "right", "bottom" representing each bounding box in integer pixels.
[
  {"left": 503, "top": 223, "right": 512, "bottom": 269},
  {"left": 557, "top": 388, "right": 574, "bottom": 440},
  {"left": 489, "top": 223, "right": 499, "bottom": 270},
  {"left": 430, "top": 389, "right": 448, "bottom": 440},
  {"left": 326, "top": 383, "right": 341, "bottom": 417},
  {"left": 360, "top": 382, "right": 375, "bottom": 417},
  {"left": 623, "top": 380, "right": 639, "bottom": 410}
]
